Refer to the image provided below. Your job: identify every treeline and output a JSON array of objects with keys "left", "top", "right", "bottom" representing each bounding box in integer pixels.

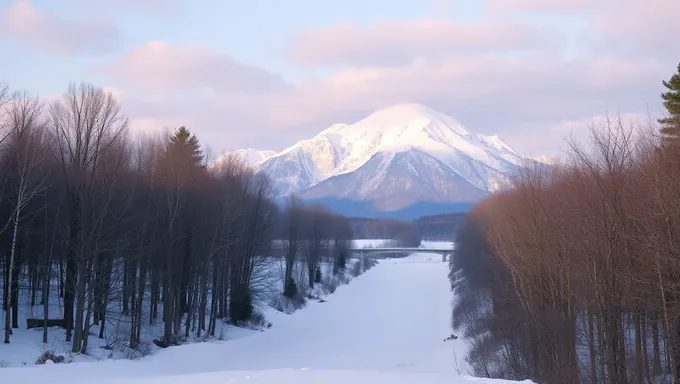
[
  {"left": 279, "top": 198, "right": 354, "bottom": 298},
  {"left": 349, "top": 218, "right": 421, "bottom": 247},
  {"left": 452, "top": 62, "right": 680, "bottom": 384},
  {"left": 452, "top": 120, "right": 680, "bottom": 382},
  {"left": 0, "top": 81, "right": 353, "bottom": 353},
  {"left": 349, "top": 213, "right": 467, "bottom": 243},
  {"left": 415, "top": 212, "right": 466, "bottom": 241}
]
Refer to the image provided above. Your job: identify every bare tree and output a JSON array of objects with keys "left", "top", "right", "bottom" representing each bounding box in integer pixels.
[
  {"left": 0, "top": 82, "right": 12, "bottom": 147},
  {"left": 282, "top": 195, "right": 304, "bottom": 298},
  {"left": 0, "top": 80, "right": 357, "bottom": 360},
  {"left": 50, "top": 81, "right": 129, "bottom": 351},
  {"left": 2, "top": 92, "right": 49, "bottom": 343},
  {"left": 451, "top": 115, "right": 680, "bottom": 383}
]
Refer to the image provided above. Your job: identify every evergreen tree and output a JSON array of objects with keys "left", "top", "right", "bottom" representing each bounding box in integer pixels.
[
  {"left": 168, "top": 126, "right": 203, "bottom": 166},
  {"left": 156, "top": 125, "right": 204, "bottom": 345},
  {"left": 659, "top": 62, "right": 680, "bottom": 144}
]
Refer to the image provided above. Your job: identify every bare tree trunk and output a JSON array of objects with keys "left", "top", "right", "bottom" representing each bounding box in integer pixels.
[
  {"left": 10, "top": 263, "right": 19, "bottom": 330},
  {"left": 634, "top": 310, "right": 643, "bottom": 384},
  {"left": 652, "top": 313, "right": 662, "bottom": 375},
  {"left": 131, "top": 257, "right": 147, "bottom": 348},
  {"left": 81, "top": 251, "right": 99, "bottom": 354},
  {"left": 588, "top": 309, "right": 598, "bottom": 384},
  {"left": 4, "top": 206, "right": 21, "bottom": 344},
  {"left": 641, "top": 313, "right": 649, "bottom": 381}
]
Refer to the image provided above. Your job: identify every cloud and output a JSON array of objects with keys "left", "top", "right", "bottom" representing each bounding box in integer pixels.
[
  {"left": 485, "top": 0, "right": 679, "bottom": 59},
  {"left": 102, "top": 0, "right": 182, "bottom": 10},
  {"left": 0, "top": 0, "right": 119, "bottom": 56},
  {"left": 66, "top": 0, "right": 185, "bottom": 16},
  {"left": 485, "top": 0, "right": 590, "bottom": 13},
  {"left": 589, "top": 0, "right": 680, "bottom": 59},
  {"left": 94, "top": 0, "right": 673, "bottom": 157},
  {"left": 105, "top": 42, "right": 667, "bottom": 156},
  {"left": 284, "top": 0, "right": 677, "bottom": 69},
  {"left": 102, "top": 41, "right": 290, "bottom": 94},
  {"left": 428, "top": 0, "right": 453, "bottom": 13},
  {"left": 286, "top": 18, "right": 546, "bottom": 67}
]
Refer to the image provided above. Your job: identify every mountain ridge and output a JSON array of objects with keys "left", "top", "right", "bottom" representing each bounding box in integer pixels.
[{"left": 216, "top": 103, "right": 546, "bottom": 218}]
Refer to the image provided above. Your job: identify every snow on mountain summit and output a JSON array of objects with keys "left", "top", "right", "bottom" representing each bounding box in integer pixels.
[
  {"left": 257, "top": 103, "right": 526, "bottom": 201},
  {"left": 212, "top": 148, "right": 277, "bottom": 169},
  {"left": 318, "top": 102, "right": 523, "bottom": 179}
]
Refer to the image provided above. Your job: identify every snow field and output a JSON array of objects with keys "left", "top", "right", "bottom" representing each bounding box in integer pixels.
[
  {"left": 0, "top": 254, "right": 364, "bottom": 367},
  {"left": 1, "top": 242, "right": 534, "bottom": 384}
]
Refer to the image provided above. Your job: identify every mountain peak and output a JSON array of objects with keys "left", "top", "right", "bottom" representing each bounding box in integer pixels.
[
  {"left": 255, "top": 103, "right": 528, "bottom": 201},
  {"left": 212, "top": 148, "right": 277, "bottom": 168},
  {"left": 342, "top": 103, "right": 471, "bottom": 138}
]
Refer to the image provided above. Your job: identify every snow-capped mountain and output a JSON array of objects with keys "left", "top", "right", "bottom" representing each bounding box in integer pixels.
[
  {"left": 213, "top": 148, "right": 277, "bottom": 168},
  {"left": 248, "top": 103, "right": 537, "bottom": 217},
  {"left": 531, "top": 155, "right": 554, "bottom": 165}
]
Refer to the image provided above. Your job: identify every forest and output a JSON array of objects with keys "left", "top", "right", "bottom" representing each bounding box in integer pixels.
[
  {"left": 0, "top": 81, "right": 355, "bottom": 354},
  {"left": 451, "top": 63, "right": 680, "bottom": 384},
  {"left": 414, "top": 213, "right": 466, "bottom": 241},
  {"left": 349, "top": 217, "right": 422, "bottom": 246}
]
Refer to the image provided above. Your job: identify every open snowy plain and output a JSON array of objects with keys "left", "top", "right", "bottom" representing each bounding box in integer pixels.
[{"left": 0, "top": 243, "right": 532, "bottom": 384}]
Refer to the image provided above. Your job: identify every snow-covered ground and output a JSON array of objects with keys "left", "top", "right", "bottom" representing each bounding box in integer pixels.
[
  {"left": 352, "top": 238, "right": 391, "bottom": 248},
  {"left": 0, "top": 256, "right": 365, "bottom": 367},
  {"left": 0, "top": 244, "right": 531, "bottom": 384}
]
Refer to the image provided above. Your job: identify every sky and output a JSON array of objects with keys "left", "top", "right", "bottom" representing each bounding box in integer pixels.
[{"left": 0, "top": 0, "right": 677, "bottom": 158}]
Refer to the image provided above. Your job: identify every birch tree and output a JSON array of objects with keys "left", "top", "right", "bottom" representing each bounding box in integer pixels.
[{"left": 3, "top": 92, "right": 49, "bottom": 344}]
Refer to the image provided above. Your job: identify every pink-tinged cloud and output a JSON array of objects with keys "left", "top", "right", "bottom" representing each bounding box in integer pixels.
[
  {"left": 485, "top": 0, "right": 590, "bottom": 13},
  {"left": 66, "top": 0, "right": 185, "bottom": 15},
  {"left": 103, "top": 0, "right": 181, "bottom": 9},
  {"left": 0, "top": 0, "right": 119, "bottom": 56},
  {"left": 103, "top": 41, "right": 290, "bottom": 94},
  {"left": 282, "top": 54, "right": 665, "bottom": 126},
  {"left": 486, "top": 0, "right": 678, "bottom": 59},
  {"left": 98, "top": 0, "right": 674, "bottom": 156},
  {"left": 589, "top": 0, "right": 680, "bottom": 59},
  {"left": 286, "top": 18, "right": 545, "bottom": 67},
  {"left": 428, "top": 0, "right": 453, "bottom": 13},
  {"left": 104, "top": 42, "right": 667, "bottom": 156}
]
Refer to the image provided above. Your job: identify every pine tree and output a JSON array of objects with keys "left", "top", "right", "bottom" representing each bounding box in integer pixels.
[
  {"left": 168, "top": 126, "right": 203, "bottom": 166},
  {"left": 156, "top": 126, "right": 204, "bottom": 345},
  {"left": 659, "top": 62, "right": 680, "bottom": 144}
]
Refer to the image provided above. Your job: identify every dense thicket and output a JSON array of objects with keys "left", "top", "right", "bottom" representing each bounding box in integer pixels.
[
  {"left": 451, "top": 115, "right": 680, "bottom": 383},
  {"left": 349, "top": 218, "right": 421, "bottom": 246},
  {"left": 278, "top": 197, "right": 354, "bottom": 298},
  {"left": 415, "top": 212, "right": 466, "bottom": 241},
  {"left": 0, "top": 81, "right": 353, "bottom": 352}
]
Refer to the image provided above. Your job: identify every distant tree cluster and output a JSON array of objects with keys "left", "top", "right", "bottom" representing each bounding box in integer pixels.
[
  {"left": 0, "top": 81, "right": 353, "bottom": 352},
  {"left": 414, "top": 212, "right": 466, "bottom": 241},
  {"left": 279, "top": 197, "right": 353, "bottom": 298},
  {"left": 451, "top": 64, "right": 680, "bottom": 384},
  {"left": 350, "top": 218, "right": 421, "bottom": 247}
]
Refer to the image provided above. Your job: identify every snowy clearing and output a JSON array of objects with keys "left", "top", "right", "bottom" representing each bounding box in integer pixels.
[{"left": 1, "top": 247, "right": 531, "bottom": 384}]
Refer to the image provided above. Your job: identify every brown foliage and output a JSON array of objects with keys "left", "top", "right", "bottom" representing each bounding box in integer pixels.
[{"left": 453, "top": 116, "right": 680, "bottom": 384}]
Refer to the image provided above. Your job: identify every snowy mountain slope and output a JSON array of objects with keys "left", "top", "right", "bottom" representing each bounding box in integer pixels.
[
  {"left": 213, "top": 148, "right": 277, "bottom": 169},
  {"left": 531, "top": 155, "right": 554, "bottom": 165},
  {"left": 303, "top": 149, "right": 488, "bottom": 210},
  {"left": 257, "top": 135, "right": 343, "bottom": 196},
  {"left": 251, "top": 103, "right": 536, "bottom": 213}
]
